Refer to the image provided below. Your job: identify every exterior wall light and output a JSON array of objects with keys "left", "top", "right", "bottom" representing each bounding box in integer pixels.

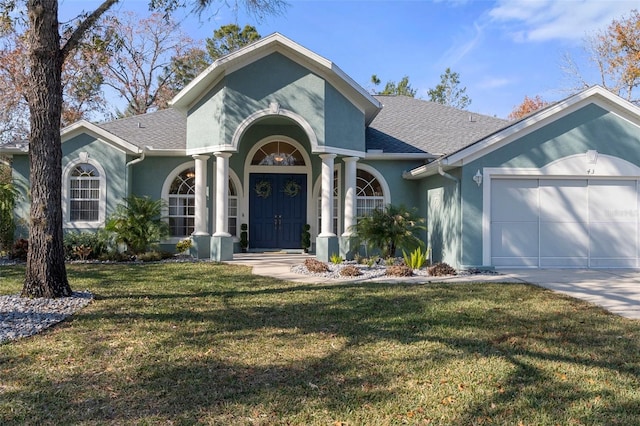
[
  {"left": 473, "top": 169, "right": 483, "bottom": 186},
  {"left": 586, "top": 150, "right": 599, "bottom": 165}
]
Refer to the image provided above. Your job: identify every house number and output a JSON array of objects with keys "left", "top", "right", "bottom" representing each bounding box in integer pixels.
[{"left": 587, "top": 168, "right": 595, "bottom": 175}]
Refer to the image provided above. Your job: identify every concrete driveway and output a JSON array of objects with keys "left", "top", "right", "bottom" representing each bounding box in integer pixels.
[{"left": 501, "top": 269, "right": 640, "bottom": 320}]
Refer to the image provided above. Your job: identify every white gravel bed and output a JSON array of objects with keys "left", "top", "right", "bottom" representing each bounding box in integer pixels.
[
  {"left": 290, "top": 262, "right": 432, "bottom": 280},
  {"left": 0, "top": 291, "right": 93, "bottom": 344}
]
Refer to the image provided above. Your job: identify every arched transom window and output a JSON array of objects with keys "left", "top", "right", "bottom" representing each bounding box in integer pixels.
[
  {"left": 356, "top": 169, "right": 385, "bottom": 217},
  {"left": 69, "top": 163, "right": 100, "bottom": 222},
  {"left": 251, "top": 141, "right": 305, "bottom": 166}
]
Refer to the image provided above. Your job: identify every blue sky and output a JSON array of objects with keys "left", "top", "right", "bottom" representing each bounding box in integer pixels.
[{"left": 61, "top": 0, "right": 639, "bottom": 118}]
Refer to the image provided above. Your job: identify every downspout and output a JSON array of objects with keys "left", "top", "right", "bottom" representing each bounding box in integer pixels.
[
  {"left": 125, "top": 147, "right": 149, "bottom": 197},
  {"left": 437, "top": 161, "right": 462, "bottom": 268}
]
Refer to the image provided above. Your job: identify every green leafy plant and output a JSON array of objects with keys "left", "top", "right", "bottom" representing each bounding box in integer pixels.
[
  {"left": 330, "top": 253, "right": 342, "bottom": 265},
  {"left": 385, "top": 257, "right": 396, "bottom": 266},
  {"left": 176, "top": 238, "right": 192, "bottom": 254},
  {"left": 366, "top": 255, "right": 379, "bottom": 268},
  {"left": 0, "top": 181, "right": 20, "bottom": 254},
  {"left": 351, "top": 204, "right": 425, "bottom": 258},
  {"left": 402, "top": 246, "right": 428, "bottom": 270},
  {"left": 105, "top": 195, "right": 169, "bottom": 255},
  {"left": 64, "top": 231, "right": 109, "bottom": 260},
  {"left": 301, "top": 224, "right": 311, "bottom": 252},
  {"left": 240, "top": 223, "right": 249, "bottom": 251}
]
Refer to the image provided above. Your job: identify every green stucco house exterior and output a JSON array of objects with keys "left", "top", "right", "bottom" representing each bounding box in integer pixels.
[{"left": 4, "top": 33, "right": 640, "bottom": 268}]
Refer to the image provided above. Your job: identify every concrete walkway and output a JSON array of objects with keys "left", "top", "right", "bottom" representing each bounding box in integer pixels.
[{"left": 224, "top": 254, "right": 640, "bottom": 319}]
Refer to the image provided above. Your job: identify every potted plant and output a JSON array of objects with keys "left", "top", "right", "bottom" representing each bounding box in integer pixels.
[
  {"left": 301, "top": 224, "right": 311, "bottom": 253},
  {"left": 240, "top": 223, "right": 249, "bottom": 252}
]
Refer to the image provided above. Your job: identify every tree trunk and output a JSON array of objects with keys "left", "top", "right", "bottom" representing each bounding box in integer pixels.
[{"left": 22, "top": 0, "right": 72, "bottom": 298}]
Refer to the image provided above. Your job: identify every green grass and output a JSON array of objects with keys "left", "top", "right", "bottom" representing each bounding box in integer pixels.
[{"left": 1, "top": 263, "right": 639, "bottom": 425}]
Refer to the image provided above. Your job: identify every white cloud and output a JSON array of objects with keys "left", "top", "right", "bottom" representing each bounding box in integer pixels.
[
  {"left": 477, "top": 77, "right": 513, "bottom": 89},
  {"left": 489, "top": 0, "right": 638, "bottom": 42}
]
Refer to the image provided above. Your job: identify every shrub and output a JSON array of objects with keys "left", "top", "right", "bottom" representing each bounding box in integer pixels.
[
  {"left": 351, "top": 204, "right": 425, "bottom": 258},
  {"left": 402, "top": 247, "right": 428, "bottom": 270},
  {"left": 64, "top": 231, "right": 107, "bottom": 260},
  {"left": 385, "top": 257, "right": 396, "bottom": 266},
  {"left": 353, "top": 253, "right": 364, "bottom": 264},
  {"left": 385, "top": 264, "right": 413, "bottom": 277},
  {"left": 428, "top": 262, "right": 457, "bottom": 276},
  {"left": 330, "top": 253, "right": 342, "bottom": 264},
  {"left": 301, "top": 224, "right": 311, "bottom": 252},
  {"left": 304, "top": 258, "right": 329, "bottom": 273},
  {"left": 176, "top": 238, "right": 192, "bottom": 254},
  {"left": 105, "top": 195, "right": 169, "bottom": 254},
  {"left": 11, "top": 238, "right": 28, "bottom": 261},
  {"left": 366, "top": 256, "right": 379, "bottom": 267},
  {"left": 339, "top": 265, "right": 362, "bottom": 277},
  {"left": 137, "top": 251, "right": 174, "bottom": 262},
  {"left": 0, "top": 181, "right": 19, "bottom": 254}
]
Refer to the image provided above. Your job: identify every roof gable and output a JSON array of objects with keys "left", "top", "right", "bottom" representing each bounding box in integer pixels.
[
  {"left": 404, "top": 86, "right": 640, "bottom": 179},
  {"left": 169, "top": 33, "right": 381, "bottom": 125}
]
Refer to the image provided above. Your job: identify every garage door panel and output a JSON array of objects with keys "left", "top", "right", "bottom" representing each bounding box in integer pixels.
[
  {"left": 589, "top": 180, "right": 637, "bottom": 223},
  {"left": 540, "top": 222, "right": 588, "bottom": 258},
  {"left": 590, "top": 221, "right": 637, "bottom": 259},
  {"left": 491, "top": 179, "right": 538, "bottom": 222},
  {"left": 540, "top": 180, "right": 588, "bottom": 222},
  {"left": 491, "top": 222, "right": 539, "bottom": 258}
]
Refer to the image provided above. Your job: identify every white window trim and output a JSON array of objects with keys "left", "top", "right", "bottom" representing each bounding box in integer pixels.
[
  {"left": 355, "top": 163, "right": 391, "bottom": 216},
  {"left": 162, "top": 161, "right": 196, "bottom": 244},
  {"left": 62, "top": 154, "right": 107, "bottom": 229}
]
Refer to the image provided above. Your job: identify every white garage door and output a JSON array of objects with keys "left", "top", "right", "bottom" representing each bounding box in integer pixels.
[{"left": 491, "top": 178, "right": 639, "bottom": 268}]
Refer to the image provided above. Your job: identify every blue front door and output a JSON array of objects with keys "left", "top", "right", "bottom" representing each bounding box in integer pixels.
[{"left": 249, "top": 173, "right": 307, "bottom": 249}]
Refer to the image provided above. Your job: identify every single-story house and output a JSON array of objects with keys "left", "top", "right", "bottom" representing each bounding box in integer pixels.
[{"left": 4, "top": 33, "right": 640, "bottom": 268}]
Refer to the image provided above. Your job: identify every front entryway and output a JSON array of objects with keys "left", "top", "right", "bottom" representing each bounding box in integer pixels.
[{"left": 249, "top": 173, "right": 307, "bottom": 249}]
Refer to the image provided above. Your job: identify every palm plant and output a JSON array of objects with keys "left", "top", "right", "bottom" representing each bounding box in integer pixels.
[
  {"left": 351, "top": 204, "right": 425, "bottom": 258},
  {"left": 105, "top": 195, "right": 169, "bottom": 254}
]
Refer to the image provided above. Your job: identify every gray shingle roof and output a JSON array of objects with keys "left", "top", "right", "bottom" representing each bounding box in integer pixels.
[
  {"left": 91, "top": 97, "right": 508, "bottom": 156},
  {"left": 366, "top": 95, "right": 508, "bottom": 155},
  {"left": 97, "top": 108, "right": 186, "bottom": 151}
]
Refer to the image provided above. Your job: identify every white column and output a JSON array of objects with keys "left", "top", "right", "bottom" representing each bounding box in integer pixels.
[
  {"left": 319, "top": 153, "right": 337, "bottom": 237},
  {"left": 192, "top": 154, "right": 209, "bottom": 236},
  {"left": 213, "top": 152, "right": 232, "bottom": 237},
  {"left": 342, "top": 156, "right": 359, "bottom": 236}
]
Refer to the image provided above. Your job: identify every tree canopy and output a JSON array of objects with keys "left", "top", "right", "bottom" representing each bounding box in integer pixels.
[
  {"left": 508, "top": 95, "right": 551, "bottom": 120},
  {"left": 427, "top": 67, "right": 471, "bottom": 110},
  {"left": 564, "top": 9, "right": 640, "bottom": 103},
  {"left": 371, "top": 74, "right": 416, "bottom": 97}
]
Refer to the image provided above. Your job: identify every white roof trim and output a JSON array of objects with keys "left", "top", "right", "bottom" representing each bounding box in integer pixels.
[
  {"left": 169, "top": 33, "right": 381, "bottom": 123},
  {"left": 61, "top": 120, "right": 142, "bottom": 154},
  {"left": 403, "top": 86, "right": 640, "bottom": 180}
]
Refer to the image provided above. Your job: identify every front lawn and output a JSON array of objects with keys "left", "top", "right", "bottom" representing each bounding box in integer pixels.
[{"left": 1, "top": 262, "right": 639, "bottom": 425}]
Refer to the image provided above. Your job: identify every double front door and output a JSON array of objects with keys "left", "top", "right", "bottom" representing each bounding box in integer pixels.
[{"left": 249, "top": 173, "right": 307, "bottom": 249}]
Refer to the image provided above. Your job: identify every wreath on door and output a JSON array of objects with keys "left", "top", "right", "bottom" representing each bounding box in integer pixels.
[
  {"left": 283, "top": 179, "right": 301, "bottom": 197},
  {"left": 254, "top": 180, "right": 272, "bottom": 199}
]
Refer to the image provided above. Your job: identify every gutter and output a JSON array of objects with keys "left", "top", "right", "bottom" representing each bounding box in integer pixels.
[
  {"left": 437, "top": 161, "right": 462, "bottom": 269},
  {"left": 125, "top": 146, "right": 150, "bottom": 196}
]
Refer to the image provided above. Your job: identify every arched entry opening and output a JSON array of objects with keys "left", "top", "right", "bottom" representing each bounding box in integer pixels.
[{"left": 244, "top": 136, "right": 313, "bottom": 250}]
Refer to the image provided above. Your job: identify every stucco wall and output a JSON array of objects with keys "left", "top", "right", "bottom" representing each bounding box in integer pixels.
[{"left": 185, "top": 52, "right": 366, "bottom": 153}]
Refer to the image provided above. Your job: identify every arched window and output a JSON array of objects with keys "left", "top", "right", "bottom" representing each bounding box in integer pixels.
[
  {"left": 251, "top": 141, "right": 305, "bottom": 166},
  {"left": 228, "top": 179, "right": 238, "bottom": 237},
  {"left": 167, "top": 167, "right": 240, "bottom": 237},
  {"left": 356, "top": 169, "right": 385, "bottom": 217},
  {"left": 168, "top": 168, "right": 195, "bottom": 237},
  {"left": 69, "top": 163, "right": 100, "bottom": 222}
]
